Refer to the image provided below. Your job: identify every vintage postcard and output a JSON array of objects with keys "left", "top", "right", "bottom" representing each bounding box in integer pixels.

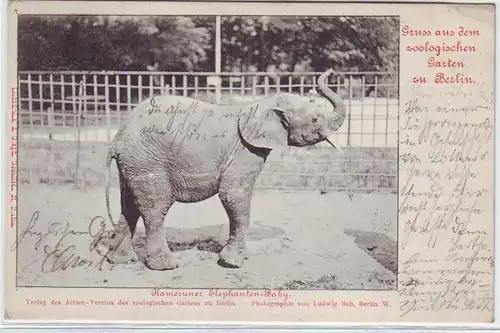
[{"left": 3, "top": 0, "right": 495, "bottom": 325}]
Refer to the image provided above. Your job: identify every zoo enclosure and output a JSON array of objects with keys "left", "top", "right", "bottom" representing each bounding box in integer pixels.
[{"left": 18, "top": 70, "right": 399, "bottom": 194}]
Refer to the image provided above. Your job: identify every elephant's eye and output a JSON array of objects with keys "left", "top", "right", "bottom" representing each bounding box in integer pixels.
[{"left": 312, "top": 115, "right": 319, "bottom": 123}]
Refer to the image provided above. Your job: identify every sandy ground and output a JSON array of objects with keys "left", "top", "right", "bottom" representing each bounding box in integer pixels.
[{"left": 15, "top": 184, "right": 397, "bottom": 290}]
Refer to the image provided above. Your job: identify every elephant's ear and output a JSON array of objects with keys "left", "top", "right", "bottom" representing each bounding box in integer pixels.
[{"left": 237, "top": 105, "right": 289, "bottom": 150}]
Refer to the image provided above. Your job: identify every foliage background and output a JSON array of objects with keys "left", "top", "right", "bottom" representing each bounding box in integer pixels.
[{"left": 18, "top": 15, "right": 399, "bottom": 74}]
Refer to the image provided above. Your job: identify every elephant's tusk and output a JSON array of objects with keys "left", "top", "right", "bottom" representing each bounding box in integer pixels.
[{"left": 325, "top": 136, "right": 343, "bottom": 153}]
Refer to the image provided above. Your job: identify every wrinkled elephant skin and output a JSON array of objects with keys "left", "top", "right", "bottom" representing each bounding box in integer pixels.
[{"left": 104, "top": 69, "right": 346, "bottom": 270}]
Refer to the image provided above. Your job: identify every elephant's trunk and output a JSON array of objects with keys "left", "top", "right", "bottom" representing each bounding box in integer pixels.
[{"left": 317, "top": 69, "right": 346, "bottom": 132}]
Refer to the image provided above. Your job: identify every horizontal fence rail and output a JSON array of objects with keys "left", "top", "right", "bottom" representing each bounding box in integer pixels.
[{"left": 18, "top": 70, "right": 398, "bottom": 194}]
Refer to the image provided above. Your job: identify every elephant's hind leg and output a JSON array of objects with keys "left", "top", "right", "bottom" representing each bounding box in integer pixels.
[
  {"left": 131, "top": 173, "right": 179, "bottom": 271},
  {"left": 106, "top": 174, "right": 140, "bottom": 264}
]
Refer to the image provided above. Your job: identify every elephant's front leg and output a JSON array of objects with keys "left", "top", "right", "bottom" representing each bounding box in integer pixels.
[{"left": 218, "top": 185, "right": 253, "bottom": 268}]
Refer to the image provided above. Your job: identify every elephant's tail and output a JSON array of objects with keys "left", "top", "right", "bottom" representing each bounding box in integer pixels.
[{"left": 104, "top": 146, "right": 117, "bottom": 227}]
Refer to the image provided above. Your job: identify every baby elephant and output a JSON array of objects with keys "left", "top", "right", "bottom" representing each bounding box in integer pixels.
[{"left": 103, "top": 68, "right": 345, "bottom": 270}]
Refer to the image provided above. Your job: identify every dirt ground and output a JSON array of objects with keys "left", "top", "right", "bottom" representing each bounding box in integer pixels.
[{"left": 14, "top": 183, "right": 397, "bottom": 290}]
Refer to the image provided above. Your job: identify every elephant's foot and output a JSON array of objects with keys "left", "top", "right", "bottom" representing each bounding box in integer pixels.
[
  {"left": 106, "top": 248, "right": 138, "bottom": 264},
  {"left": 94, "top": 231, "right": 138, "bottom": 264},
  {"left": 146, "top": 253, "right": 180, "bottom": 271},
  {"left": 218, "top": 241, "right": 249, "bottom": 268}
]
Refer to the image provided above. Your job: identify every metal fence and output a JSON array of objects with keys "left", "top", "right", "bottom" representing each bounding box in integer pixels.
[{"left": 18, "top": 71, "right": 398, "bottom": 194}]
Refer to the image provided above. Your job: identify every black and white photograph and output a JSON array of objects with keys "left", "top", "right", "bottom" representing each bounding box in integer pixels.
[{"left": 15, "top": 14, "right": 399, "bottom": 290}]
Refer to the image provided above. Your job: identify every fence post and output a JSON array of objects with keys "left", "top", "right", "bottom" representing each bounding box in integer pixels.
[
  {"left": 71, "top": 75, "right": 77, "bottom": 126},
  {"left": 61, "top": 75, "right": 66, "bottom": 128},
  {"left": 229, "top": 76, "right": 233, "bottom": 98},
  {"left": 138, "top": 75, "right": 142, "bottom": 103},
  {"left": 75, "top": 80, "right": 84, "bottom": 187},
  {"left": 215, "top": 15, "right": 222, "bottom": 103},
  {"left": 241, "top": 75, "right": 245, "bottom": 97},
  {"left": 264, "top": 76, "right": 269, "bottom": 96},
  {"left": 93, "top": 74, "right": 98, "bottom": 134},
  {"left": 183, "top": 75, "right": 188, "bottom": 97},
  {"left": 252, "top": 76, "right": 257, "bottom": 98},
  {"left": 347, "top": 75, "right": 353, "bottom": 200},
  {"left": 46, "top": 106, "right": 54, "bottom": 139},
  {"left": 149, "top": 73, "right": 154, "bottom": 98},
  {"left": 127, "top": 75, "right": 132, "bottom": 112},
  {"left": 115, "top": 74, "right": 121, "bottom": 130},
  {"left": 160, "top": 75, "right": 165, "bottom": 95},
  {"left": 27, "top": 74, "right": 33, "bottom": 131},
  {"left": 105, "top": 74, "right": 111, "bottom": 141},
  {"left": 82, "top": 75, "right": 88, "bottom": 141},
  {"left": 172, "top": 76, "right": 177, "bottom": 96},
  {"left": 38, "top": 74, "right": 44, "bottom": 130},
  {"left": 194, "top": 77, "right": 199, "bottom": 99},
  {"left": 49, "top": 73, "right": 55, "bottom": 128}
]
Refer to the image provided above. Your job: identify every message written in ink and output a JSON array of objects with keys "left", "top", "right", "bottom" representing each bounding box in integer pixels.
[
  {"left": 402, "top": 25, "right": 481, "bottom": 84},
  {"left": 399, "top": 21, "right": 494, "bottom": 318}
]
